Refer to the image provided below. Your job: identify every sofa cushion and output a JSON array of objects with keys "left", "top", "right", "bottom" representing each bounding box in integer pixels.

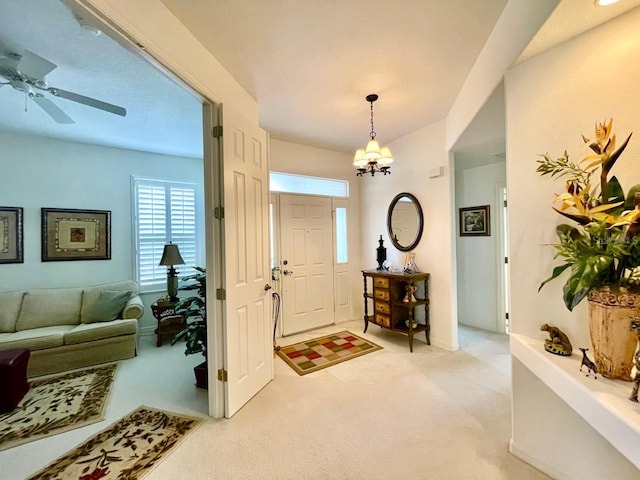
[
  {"left": 123, "top": 296, "right": 145, "bottom": 320},
  {"left": 0, "top": 291, "right": 25, "bottom": 333},
  {"left": 0, "top": 325, "right": 72, "bottom": 351},
  {"left": 83, "top": 290, "right": 132, "bottom": 324},
  {"left": 81, "top": 281, "right": 139, "bottom": 323},
  {"left": 64, "top": 319, "right": 138, "bottom": 345},
  {"left": 15, "top": 289, "right": 83, "bottom": 331}
]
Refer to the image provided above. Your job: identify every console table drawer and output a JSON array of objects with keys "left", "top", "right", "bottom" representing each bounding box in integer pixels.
[
  {"left": 373, "top": 277, "right": 389, "bottom": 288},
  {"left": 374, "top": 289, "right": 389, "bottom": 301},
  {"left": 374, "top": 301, "right": 390, "bottom": 314},
  {"left": 375, "top": 313, "right": 391, "bottom": 328}
]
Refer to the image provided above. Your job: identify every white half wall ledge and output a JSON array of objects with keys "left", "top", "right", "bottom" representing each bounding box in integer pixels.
[{"left": 510, "top": 333, "right": 640, "bottom": 468}]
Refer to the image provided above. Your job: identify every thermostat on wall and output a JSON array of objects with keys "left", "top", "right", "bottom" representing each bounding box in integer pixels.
[{"left": 429, "top": 166, "right": 444, "bottom": 178}]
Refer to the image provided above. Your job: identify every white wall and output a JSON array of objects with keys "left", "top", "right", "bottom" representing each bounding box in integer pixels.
[
  {"left": 269, "top": 138, "right": 362, "bottom": 324},
  {"left": 446, "top": 0, "right": 558, "bottom": 150},
  {"left": 505, "top": 7, "right": 640, "bottom": 477},
  {"left": 361, "top": 120, "right": 458, "bottom": 351},
  {"left": 0, "top": 131, "right": 204, "bottom": 332},
  {"left": 455, "top": 161, "right": 506, "bottom": 331}
]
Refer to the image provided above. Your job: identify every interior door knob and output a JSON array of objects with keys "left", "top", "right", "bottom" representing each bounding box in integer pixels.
[
  {"left": 264, "top": 284, "right": 272, "bottom": 291},
  {"left": 283, "top": 269, "right": 293, "bottom": 275}
]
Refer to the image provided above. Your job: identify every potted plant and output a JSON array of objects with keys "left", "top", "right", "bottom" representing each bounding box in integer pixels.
[
  {"left": 537, "top": 118, "right": 640, "bottom": 379},
  {"left": 171, "top": 266, "right": 208, "bottom": 388}
]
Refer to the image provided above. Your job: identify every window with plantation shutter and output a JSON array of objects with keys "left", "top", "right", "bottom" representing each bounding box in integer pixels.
[{"left": 133, "top": 178, "right": 199, "bottom": 290}]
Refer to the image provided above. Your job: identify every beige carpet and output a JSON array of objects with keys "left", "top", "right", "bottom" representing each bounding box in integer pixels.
[
  {"left": 0, "top": 364, "right": 117, "bottom": 451},
  {"left": 26, "top": 406, "right": 204, "bottom": 480},
  {"left": 1, "top": 324, "right": 550, "bottom": 479}
]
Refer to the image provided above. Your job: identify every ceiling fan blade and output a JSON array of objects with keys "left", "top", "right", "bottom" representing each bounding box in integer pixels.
[
  {"left": 48, "top": 87, "right": 127, "bottom": 117},
  {"left": 17, "top": 50, "right": 57, "bottom": 79},
  {"left": 32, "top": 95, "right": 75, "bottom": 124}
]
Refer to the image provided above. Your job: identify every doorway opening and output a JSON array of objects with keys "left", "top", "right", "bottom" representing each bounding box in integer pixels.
[{"left": 268, "top": 172, "right": 351, "bottom": 337}]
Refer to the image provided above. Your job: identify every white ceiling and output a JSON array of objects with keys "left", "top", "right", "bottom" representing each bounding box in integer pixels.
[
  {"left": 160, "top": 0, "right": 509, "bottom": 153},
  {"left": 1, "top": 0, "right": 639, "bottom": 161},
  {"left": 0, "top": 0, "right": 203, "bottom": 159}
]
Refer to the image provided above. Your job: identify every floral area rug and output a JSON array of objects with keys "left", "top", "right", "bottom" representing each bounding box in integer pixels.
[
  {"left": 0, "top": 363, "right": 118, "bottom": 451},
  {"left": 276, "top": 330, "right": 383, "bottom": 375},
  {"left": 27, "top": 406, "right": 205, "bottom": 480}
]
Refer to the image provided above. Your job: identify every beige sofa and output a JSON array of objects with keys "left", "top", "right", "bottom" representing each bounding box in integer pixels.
[{"left": 0, "top": 281, "right": 144, "bottom": 377}]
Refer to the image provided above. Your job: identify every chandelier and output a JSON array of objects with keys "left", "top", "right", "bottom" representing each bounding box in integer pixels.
[{"left": 353, "top": 93, "right": 393, "bottom": 176}]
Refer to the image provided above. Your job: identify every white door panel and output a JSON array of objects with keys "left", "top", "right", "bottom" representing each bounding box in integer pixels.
[
  {"left": 221, "top": 106, "right": 272, "bottom": 417},
  {"left": 280, "top": 194, "right": 334, "bottom": 335}
]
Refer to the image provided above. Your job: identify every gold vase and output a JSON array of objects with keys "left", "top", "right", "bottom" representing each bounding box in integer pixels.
[{"left": 587, "top": 285, "right": 640, "bottom": 381}]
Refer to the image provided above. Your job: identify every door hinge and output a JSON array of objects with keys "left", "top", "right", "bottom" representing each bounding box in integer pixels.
[
  {"left": 504, "top": 257, "right": 509, "bottom": 264},
  {"left": 212, "top": 125, "right": 223, "bottom": 138},
  {"left": 503, "top": 200, "right": 508, "bottom": 207},
  {"left": 216, "top": 288, "right": 226, "bottom": 300},
  {"left": 214, "top": 206, "right": 224, "bottom": 219},
  {"left": 217, "top": 368, "right": 228, "bottom": 382},
  {"left": 506, "top": 312, "right": 510, "bottom": 319}
]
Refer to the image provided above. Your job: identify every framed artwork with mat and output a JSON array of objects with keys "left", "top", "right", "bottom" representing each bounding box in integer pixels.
[
  {"left": 0, "top": 206, "right": 23, "bottom": 264},
  {"left": 41, "top": 208, "right": 111, "bottom": 261}
]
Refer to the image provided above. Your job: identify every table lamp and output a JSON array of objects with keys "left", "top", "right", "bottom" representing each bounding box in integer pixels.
[{"left": 159, "top": 243, "right": 185, "bottom": 301}]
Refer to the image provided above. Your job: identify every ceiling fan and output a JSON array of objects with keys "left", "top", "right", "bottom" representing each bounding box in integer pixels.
[{"left": 0, "top": 49, "right": 126, "bottom": 124}]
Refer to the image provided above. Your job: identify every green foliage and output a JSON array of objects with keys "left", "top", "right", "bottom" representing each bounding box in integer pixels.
[
  {"left": 171, "top": 267, "right": 207, "bottom": 358},
  {"left": 538, "top": 120, "right": 640, "bottom": 311},
  {"left": 536, "top": 151, "right": 593, "bottom": 190}
]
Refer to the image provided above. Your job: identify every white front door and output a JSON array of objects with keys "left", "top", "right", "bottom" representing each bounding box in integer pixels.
[
  {"left": 221, "top": 105, "right": 273, "bottom": 417},
  {"left": 280, "top": 194, "right": 334, "bottom": 335}
]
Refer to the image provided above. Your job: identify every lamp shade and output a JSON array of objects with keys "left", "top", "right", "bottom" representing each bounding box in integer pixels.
[
  {"left": 159, "top": 243, "right": 185, "bottom": 266},
  {"left": 378, "top": 146, "right": 394, "bottom": 166},
  {"left": 353, "top": 148, "right": 367, "bottom": 168},
  {"left": 364, "top": 139, "right": 381, "bottom": 160}
]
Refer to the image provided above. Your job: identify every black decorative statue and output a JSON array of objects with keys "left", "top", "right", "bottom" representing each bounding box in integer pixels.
[{"left": 376, "top": 235, "right": 387, "bottom": 270}]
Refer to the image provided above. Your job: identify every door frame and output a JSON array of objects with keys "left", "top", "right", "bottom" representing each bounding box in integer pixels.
[
  {"left": 495, "top": 182, "right": 508, "bottom": 334},
  {"left": 65, "top": 0, "right": 228, "bottom": 418}
]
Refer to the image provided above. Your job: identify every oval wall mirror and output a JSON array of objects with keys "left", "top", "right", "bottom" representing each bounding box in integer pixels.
[{"left": 387, "top": 192, "right": 424, "bottom": 252}]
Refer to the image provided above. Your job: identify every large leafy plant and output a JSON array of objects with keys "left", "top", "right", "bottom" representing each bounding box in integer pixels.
[
  {"left": 171, "top": 266, "right": 207, "bottom": 358},
  {"left": 537, "top": 119, "right": 640, "bottom": 311}
]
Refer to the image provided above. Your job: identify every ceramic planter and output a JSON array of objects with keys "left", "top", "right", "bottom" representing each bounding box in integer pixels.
[
  {"left": 587, "top": 285, "right": 640, "bottom": 380},
  {"left": 194, "top": 361, "right": 208, "bottom": 389}
]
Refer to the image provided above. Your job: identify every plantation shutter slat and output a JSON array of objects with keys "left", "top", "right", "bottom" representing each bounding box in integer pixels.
[{"left": 135, "top": 179, "right": 198, "bottom": 288}]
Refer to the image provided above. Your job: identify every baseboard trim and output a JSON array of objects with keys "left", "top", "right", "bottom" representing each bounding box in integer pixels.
[
  {"left": 509, "top": 439, "right": 568, "bottom": 480},
  {"left": 139, "top": 325, "right": 155, "bottom": 337},
  {"left": 430, "top": 337, "right": 459, "bottom": 352}
]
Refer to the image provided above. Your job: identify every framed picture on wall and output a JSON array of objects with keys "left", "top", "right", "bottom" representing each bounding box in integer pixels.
[
  {"left": 0, "top": 206, "right": 24, "bottom": 264},
  {"left": 41, "top": 208, "right": 111, "bottom": 261},
  {"left": 459, "top": 205, "right": 490, "bottom": 237}
]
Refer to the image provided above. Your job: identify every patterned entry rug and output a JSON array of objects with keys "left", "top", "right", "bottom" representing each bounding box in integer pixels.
[
  {"left": 0, "top": 363, "right": 118, "bottom": 451},
  {"left": 277, "top": 330, "right": 383, "bottom": 376},
  {"left": 27, "top": 406, "right": 205, "bottom": 480}
]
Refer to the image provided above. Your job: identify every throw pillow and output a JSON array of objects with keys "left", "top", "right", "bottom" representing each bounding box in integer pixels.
[{"left": 84, "top": 290, "right": 132, "bottom": 324}]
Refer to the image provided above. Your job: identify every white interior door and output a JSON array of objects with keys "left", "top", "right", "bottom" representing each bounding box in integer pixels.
[
  {"left": 221, "top": 105, "right": 273, "bottom": 417},
  {"left": 280, "top": 194, "right": 334, "bottom": 335}
]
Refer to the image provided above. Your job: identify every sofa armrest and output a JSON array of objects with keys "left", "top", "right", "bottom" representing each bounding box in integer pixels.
[{"left": 122, "top": 295, "right": 144, "bottom": 320}]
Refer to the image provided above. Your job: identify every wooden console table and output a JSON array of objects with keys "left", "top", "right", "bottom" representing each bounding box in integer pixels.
[
  {"left": 362, "top": 269, "right": 430, "bottom": 352},
  {"left": 150, "top": 300, "right": 186, "bottom": 347}
]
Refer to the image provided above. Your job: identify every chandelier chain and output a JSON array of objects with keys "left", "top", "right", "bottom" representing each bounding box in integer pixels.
[{"left": 370, "top": 100, "right": 376, "bottom": 140}]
